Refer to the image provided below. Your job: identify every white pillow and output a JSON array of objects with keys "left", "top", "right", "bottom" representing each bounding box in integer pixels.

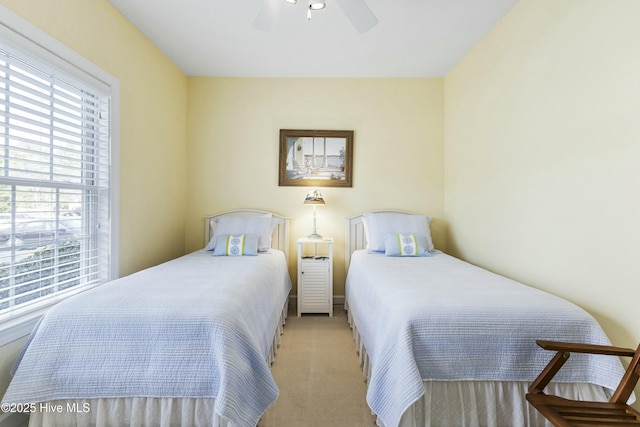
[
  {"left": 205, "top": 216, "right": 277, "bottom": 252},
  {"left": 363, "top": 212, "right": 434, "bottom": 253}
]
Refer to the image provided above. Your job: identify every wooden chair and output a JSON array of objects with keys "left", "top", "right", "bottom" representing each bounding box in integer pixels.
[{"left": 526, "top": 339, "right": 640, "bottom": 427}]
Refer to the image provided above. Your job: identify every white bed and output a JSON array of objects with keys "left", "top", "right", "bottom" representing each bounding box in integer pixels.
[
  {"left": 345, "top": 211, "right": 626, "bottom": 427},
  {"left": 2, "top": 210, "right": 292, "bottom": 427}
]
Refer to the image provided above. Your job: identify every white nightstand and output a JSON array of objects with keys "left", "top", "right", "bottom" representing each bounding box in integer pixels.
[{"left": 297, "top": 237, "right": 333, "bottom": 317}]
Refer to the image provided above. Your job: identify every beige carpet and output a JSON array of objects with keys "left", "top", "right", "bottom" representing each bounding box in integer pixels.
[{"left": 259, "top": 306, "right": 376, "bottom": 427}]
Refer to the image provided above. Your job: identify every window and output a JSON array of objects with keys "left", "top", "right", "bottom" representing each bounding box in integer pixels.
[{"left": 0, "top": 7, "right": 119, "bottom": 340}]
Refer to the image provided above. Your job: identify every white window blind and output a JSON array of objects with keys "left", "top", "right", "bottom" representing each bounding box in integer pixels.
[{"left": 0, "top": 41, "right": 111, "bottom": 321}]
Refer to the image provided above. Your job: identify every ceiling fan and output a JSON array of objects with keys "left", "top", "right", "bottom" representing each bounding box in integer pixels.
[{"left": 252, "top": 0, "right": 379, "bottom": 33}]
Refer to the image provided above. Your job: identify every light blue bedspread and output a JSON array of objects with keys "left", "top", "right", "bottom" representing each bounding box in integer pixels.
[
  {"left": 2, "top": 250, "right": 292, "bottom": 427},
  {"left": 346, "top": 250, "right": 626, "bottom": 427}
]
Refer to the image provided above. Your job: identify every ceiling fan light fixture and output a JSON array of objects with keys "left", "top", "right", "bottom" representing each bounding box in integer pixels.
[{"left": 309, "top": 0, "right": 326, "bottom": 10}]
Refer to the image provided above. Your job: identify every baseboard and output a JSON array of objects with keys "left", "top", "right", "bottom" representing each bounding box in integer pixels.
[
  {"left": 0, "top": 411, "right": 28, "bottom": 427},
  {"left": 288, "top": 295, "right": 345, "bottom": 308}
]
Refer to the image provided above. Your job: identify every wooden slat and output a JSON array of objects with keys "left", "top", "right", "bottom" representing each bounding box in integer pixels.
[
  {"left": 528, "top": 350, "right": 571, "bottom": 394},
  {"left": 536, "top": 340, "right": 636, "bottom": 357},
  {"left": 527, "top": 371, "right": 640, "bottom": 426}
]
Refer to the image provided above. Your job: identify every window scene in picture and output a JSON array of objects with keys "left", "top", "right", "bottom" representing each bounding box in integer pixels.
[
  {"left": 0, "top": 42, "right": 112, "bottom": 322},
  {"left": 287, "top": 137, "right": 346, "bottom": 180}
]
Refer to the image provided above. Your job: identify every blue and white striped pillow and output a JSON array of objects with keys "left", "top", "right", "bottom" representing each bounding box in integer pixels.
[
  {"left": 383, "top": 233, "right": 432, "bottom": 257},
  {"left": 212, "top": 234, "right": 259, "bottom": 256}
]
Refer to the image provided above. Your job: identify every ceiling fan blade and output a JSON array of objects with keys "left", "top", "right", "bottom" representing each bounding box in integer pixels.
[
  {"left": 251, "top": 0, "right": 283, "bottom": 31},
  {"left": 335, "top": 0, "right": 379, "bottom": 33}
]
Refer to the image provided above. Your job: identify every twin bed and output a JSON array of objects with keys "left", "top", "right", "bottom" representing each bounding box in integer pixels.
[
  {"left": 344, "top": 211, "right": 626, "bottom": 427},
  {"left": 2, "top": 210, "right": 292, "bottom": 427},
  {"left": 1, "top": 208, "right": 626, "bottom": 427}
]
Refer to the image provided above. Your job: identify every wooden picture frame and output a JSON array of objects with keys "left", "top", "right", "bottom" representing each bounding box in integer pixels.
[{"left": 278, "top": 129, "right": 353, "bottom": 187}]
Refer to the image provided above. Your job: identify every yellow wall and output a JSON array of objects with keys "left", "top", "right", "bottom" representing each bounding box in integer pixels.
[
  {"left": 0, "top": 0, "right": 188, "bottom": 399},
  {"left": 186, "top": 77, "right": 445, "bottom": 295},
  {"left": 0, "top": 0, "right": 189, "bottom": 276},
  {"left": 445, "top": 0, "right": 640, "bottom": 347}
]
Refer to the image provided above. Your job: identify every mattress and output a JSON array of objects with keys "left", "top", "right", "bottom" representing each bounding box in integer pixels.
[
  {"left": 2, "top": 249, "right": 292, "bottom": 427},
  {"left": 345, "top": 250, "right": 625, "bottom": 427}
]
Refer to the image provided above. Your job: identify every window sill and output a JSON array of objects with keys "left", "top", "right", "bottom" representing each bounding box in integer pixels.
[
  {"left": 0, "top": 308, "right": 47, "bottom": 346},
  {"left": 0, "top": 283, "right": 102, "bottom": 347}
]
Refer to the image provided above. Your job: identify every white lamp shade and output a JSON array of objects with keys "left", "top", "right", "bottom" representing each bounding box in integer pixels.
[
  {"left": 304, "top": 189, "right": 325, "bottom": 205},
  {"left": 309, "top": 1, "right": 326, "bottom": 10}
]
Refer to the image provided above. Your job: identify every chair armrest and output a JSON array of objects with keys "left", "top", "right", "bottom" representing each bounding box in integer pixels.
[
  {"left": 536, "top": 340, "right": 636, "bottom": 357},
  {"left": 529, "top": 340, "right": 636, "bottom": 395}
]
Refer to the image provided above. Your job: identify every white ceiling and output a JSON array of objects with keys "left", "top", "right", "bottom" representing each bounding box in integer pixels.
[{"left": 108, "top": 0, "right": 519, "bottom": 78}]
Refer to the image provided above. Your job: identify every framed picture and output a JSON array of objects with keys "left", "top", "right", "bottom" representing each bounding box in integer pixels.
[{"left": 278, "top": 129, "right": 353, "bottom": 187}]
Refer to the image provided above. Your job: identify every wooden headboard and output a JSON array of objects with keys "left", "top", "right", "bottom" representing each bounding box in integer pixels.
[
  {"left": 204, "top": 210, "right": 291, "bottom": 259},
  {"left": 344, "top": 210, "right": 418, "bottom": 269}
]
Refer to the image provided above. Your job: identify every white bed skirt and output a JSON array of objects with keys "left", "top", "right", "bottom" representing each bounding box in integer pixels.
[
  {"left": 395, "top": 380, "right": 609, "bottom": 427},
  {"left": 347, "top": 308, "right": 611, "bottom": 427},
  {"left": 29, "top": 398, "right": 224, "bottom": 427},
  {"left": 27, "top": 300, "right": 289, "bottom": 427}
]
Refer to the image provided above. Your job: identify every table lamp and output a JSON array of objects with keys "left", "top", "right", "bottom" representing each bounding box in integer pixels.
[{"left": 304, "top": 189, "right": 325, "bottom": 239}]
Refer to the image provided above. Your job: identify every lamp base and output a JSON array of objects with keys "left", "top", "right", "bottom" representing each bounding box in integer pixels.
[{"left": 307, "top": 232, "right": 323, "bottom": 239}]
